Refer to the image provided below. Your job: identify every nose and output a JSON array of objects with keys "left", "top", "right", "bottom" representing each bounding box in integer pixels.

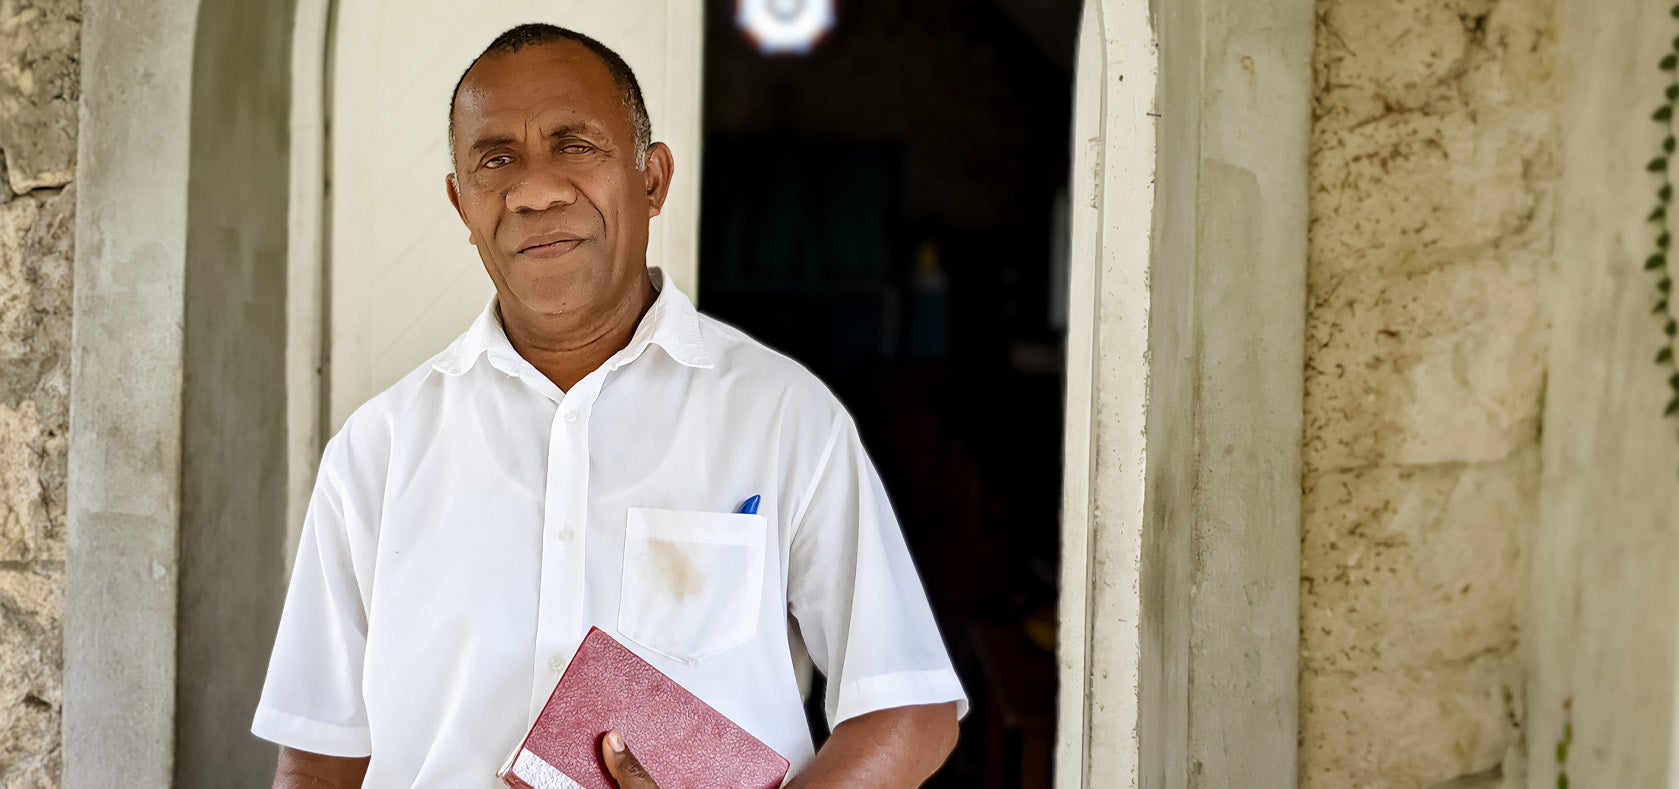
[{"left": 504, "top": 163, "right": 578, "bottom": 213}]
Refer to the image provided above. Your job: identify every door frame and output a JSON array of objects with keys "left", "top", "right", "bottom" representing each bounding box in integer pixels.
[
  {"left": 64, "top": 0, "right": 1314, "bottom": 785},
  {"left": 1056, "top": 0, "right": 1312, "bottom": 785}
]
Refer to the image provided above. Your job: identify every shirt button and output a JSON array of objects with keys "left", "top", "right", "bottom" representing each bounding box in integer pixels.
[
  {"left": 564, "top": 409, "right": 578, "bottom": 423},
  {"left": 549, "top": 655, "right": 568, "bottom": 673},
  {"left": 557, "top": 527, "right": 575, "bottom": 543}
]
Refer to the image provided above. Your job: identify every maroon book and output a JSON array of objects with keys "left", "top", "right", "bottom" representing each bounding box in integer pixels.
[{"left": 498, "top": 627, "right": 790, "bottom": 789}]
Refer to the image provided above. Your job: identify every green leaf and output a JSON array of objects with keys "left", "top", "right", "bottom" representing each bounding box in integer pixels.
[
  {"left": 1661, "top": 346, "right": 1674, "bottom": 363},
  {"left": 1663, "top": 232, "right": 1674, "bottom": 249},
  {"left": 1559, "top": 773, "right": 1570, "bottom": 789},
  {"left": 1658, "top": 106, "right": 1674, "bottom": 122},
  {"left": 1670, "top": 87, "right": 1679, "bottom": 103},
  {"left": 1664, "top": 54, "right": 1678, "bottom": 70},
  {"left": 1651, "top": 254, "right": 1668, "bottom": 270},
  {"left": 1663, "top": 278, "right": 1674, "bottom": 293},
  {"left": 1663, "top": 184, "right": 1674, "bottom": 202},
  {"left": 1667, "top": 135, "right": 1677, "bottom": 153},
  {"left": 1672, "top": 3, "right": 1679, "bottom": 16},
  {"left": 1667, "top": 399, "right": 1679, "bottom": 416},
  {"left": 1557, "top": 739, "right": 1569, "bottom": 762},
  {"left": 1657, "top": 300, "right": 1670, "bottom": 314},
  {"left": 1654, "top": 206, "right": 1668, "bottom": 222},
  {"left": 1667, "top": 320, "right": 1676, "bottom": 337}
]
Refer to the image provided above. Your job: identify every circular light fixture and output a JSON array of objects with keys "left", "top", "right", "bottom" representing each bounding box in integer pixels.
[{"left": 737, "top": 0, "right": 835, "bottom": 56}]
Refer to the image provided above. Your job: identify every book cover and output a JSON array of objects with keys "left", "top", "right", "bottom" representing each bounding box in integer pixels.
[{"left": 498, "top": 627, "right": 791, "bottom": 789}]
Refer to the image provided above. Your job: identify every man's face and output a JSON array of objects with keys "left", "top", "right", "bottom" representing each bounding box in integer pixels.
[{"left": 447, "top": 41, "right": 671, "bottom": 323}]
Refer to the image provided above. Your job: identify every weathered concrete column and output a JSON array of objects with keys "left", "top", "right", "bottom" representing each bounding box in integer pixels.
[
  {"left": 1530, "top": 1, "right": 1679, "bottom": 786},
  {"left": 1057, "top": 0, "right": 1313, "bottom": 785},
  {"left": 65, "top": 0, "right": 200, "bottom": 784}
]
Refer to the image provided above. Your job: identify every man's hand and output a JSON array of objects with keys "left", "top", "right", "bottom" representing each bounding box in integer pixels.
[
  {"left": 597, "top": 702, "right": 957, "bottom": 789},
  {"left": 601, "top": 729, "right": 660, "bottom": 788}
]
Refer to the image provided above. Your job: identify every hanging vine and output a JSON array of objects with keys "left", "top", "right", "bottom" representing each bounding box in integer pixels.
[{"left": 1648, "top": 10, "right": 1679, "bottom": 429}]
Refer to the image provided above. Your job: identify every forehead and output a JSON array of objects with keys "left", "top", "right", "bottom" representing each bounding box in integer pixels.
[{"left": 453, "top": 41, "right": 630, "bottom": 139}]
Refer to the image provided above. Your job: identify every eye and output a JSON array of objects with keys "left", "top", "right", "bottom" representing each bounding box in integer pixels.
[
  {"left": 482, "top": 155, "right": 513, "bottom": 169},
  {"left": 560, "top": 143, "right": 594, "bottom": 155}
]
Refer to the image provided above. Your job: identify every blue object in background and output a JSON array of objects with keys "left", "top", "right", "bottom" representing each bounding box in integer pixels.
[{"left": 737, "top": 495, "right": 762, "bottom": 515}]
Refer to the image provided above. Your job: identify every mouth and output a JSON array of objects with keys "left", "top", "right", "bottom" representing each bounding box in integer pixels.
[{"left": 516, "top": 235, "right": 587, "bottom": 258}]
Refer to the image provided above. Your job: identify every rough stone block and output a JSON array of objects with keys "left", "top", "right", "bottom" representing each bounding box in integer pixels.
[
  {"left": 1314, "top": 0, "right": 1484, "bottom": 124},
  {"left": 0, "top": 564, "right": 62, "bottom": 786},
  {"left": 1299, "top": 651, "right": 1520, "bottom": 788},
  {"left": 1303, "top": 254, "right": 1547, "bottom": 472},
  {"left": 0, "top": 0, "right": 81, "bottom": 195},
  {"left": 0, "top": 188, "right": 70, "bottom": 564},
  {"left": 1302, "top": 446, "right": 1537, "bottom": 675}
]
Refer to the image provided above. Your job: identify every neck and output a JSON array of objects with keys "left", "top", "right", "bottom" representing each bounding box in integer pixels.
[{"left": 498, "top": 273, "right": 659, "bottom": 392}]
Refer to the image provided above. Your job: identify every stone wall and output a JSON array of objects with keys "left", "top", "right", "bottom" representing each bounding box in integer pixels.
[
  {"left": 1300, "top": 0, "right": 1556, "bottom": 785},
  {"left": 0, "top": 0, "right": 79, "bottom": 785}
]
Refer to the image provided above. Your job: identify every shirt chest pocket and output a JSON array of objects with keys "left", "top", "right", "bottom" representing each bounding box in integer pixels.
[{"left": 617, "top": 507, "right": 769, "bottom": 665}]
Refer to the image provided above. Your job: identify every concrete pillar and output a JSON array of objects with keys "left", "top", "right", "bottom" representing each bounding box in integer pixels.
[
  {"left": 175, "top": 0, "right": 296, "bottom": 784},
  {"left": 65, "top": 0, "right": 199, "bottom": 784},
  {"left": 1057, "top": 0, "right": 1313, "bottom": 785},
  {"left": 67, "top": 0, "right": 295, "bottom": 785}
]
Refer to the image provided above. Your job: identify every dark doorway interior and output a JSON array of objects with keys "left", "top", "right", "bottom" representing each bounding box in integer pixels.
[{"left": 699, "top": 2, "right": 1078, "bottom": 785}]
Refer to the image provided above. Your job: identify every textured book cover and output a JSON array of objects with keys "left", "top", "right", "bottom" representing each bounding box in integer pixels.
[{"left": 498, "top": 627, "right": 790, "bottom": 789}]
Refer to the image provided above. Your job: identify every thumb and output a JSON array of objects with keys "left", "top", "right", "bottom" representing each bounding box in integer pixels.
[{"left": 601, "top": 730, "right": 659, "bottom": 788}]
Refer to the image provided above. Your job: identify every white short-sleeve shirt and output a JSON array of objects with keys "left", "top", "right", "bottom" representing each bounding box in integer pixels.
[{"left": 251, "top": 268, "right": 966, "bottom": 787}]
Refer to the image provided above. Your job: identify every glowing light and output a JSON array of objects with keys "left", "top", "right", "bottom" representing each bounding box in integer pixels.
[{"left": 737, "top": 0, "right": 835, "bottom": 56}]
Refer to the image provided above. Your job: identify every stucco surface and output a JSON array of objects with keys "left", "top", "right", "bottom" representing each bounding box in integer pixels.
[
  {"left": 1301, "top": 0, "right": 1556, "bottom": 785},
  {"left": 0, "top": 4, "right": 76, "bottom": 785},
  {"left": 1526, "top": 0, "right": 1679, "bottom": 785}
]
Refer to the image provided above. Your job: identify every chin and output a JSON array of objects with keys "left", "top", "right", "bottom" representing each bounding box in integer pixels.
[{"left": 497, "top": 261, "right": 596, "bottom": 310}]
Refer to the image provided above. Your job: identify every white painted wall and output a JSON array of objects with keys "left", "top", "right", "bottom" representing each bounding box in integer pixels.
[
  {"left": 1532, "top": 1, "right": 1679, "bottom": 786},
  {"left": 326, "top": 1, "right": 703, "bottom": 431}
]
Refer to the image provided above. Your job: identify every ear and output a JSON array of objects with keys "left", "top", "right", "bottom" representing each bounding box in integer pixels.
[
  {"left": 642, "top": 142, "right": 675, "bottom": 219},
  {"left": 445, "top": 172, "right": 478, "bottom": 245},
  {"left": 445, "top": 172, "right": 465, "bottom": 221}
]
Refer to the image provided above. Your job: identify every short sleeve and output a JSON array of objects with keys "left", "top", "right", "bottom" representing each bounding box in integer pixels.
[
  {"left": 250, "top": 436, "right": 375, "bottom": 756},
  {"left": 785, "top": 417, "right": 968, "bottom": 729}
]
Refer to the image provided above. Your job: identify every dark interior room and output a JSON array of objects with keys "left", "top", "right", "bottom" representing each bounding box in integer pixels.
[{"left": 699, "top": 2, "right": 1080, "bottom": 784}]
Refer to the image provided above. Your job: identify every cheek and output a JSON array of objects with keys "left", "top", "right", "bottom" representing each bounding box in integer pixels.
[{"left": 461, "top": 194, "right": 503, "bottom": 244}]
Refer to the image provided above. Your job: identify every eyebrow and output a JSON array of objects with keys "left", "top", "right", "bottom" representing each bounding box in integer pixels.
[
  {"left": 466, "top": 123, "right": 608, "bottom": 155},
  {"left": 466, "top": 134, "right": 518, "bottom": 154}
]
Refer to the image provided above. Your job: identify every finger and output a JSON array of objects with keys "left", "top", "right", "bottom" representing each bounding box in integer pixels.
[{"left": 601, "top": 730, "right": 659, "bottom": 788}]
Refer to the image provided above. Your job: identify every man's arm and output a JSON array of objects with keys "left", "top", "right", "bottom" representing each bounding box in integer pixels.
[
  {"left": 272, "top": 747, "right": 370, "bottom": 788},
  {"left": 601, "top": 702, "right": 960, "bottom": 788}
]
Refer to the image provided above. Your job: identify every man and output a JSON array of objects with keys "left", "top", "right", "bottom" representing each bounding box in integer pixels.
[{"left": 252, "top": 23, "right": 965, "bottom": 788}]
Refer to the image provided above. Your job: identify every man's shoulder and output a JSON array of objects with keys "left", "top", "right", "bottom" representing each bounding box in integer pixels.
[
  {"left": 324, "top": 349, "right": 455, "bottom": 465},
  {"left": 694, "top": 311, "right": 846, "bottom": 414}
]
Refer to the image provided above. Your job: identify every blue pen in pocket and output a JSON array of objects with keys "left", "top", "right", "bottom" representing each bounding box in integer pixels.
[{"left": 736, "top": 495, "right": 761, "bottom": 515}]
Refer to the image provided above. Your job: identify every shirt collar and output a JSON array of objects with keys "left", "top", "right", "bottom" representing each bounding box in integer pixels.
[{"left": 431, "top": 267, "right": 714, "bottom": 377}]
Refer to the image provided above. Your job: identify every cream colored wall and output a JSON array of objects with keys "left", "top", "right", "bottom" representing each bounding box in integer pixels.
[
  {"left": 325, "top": 2, "right": 703, "bottom": 431},
  {"left": 1530, "top": 1, "right": 1679, "bottom": 785}
]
